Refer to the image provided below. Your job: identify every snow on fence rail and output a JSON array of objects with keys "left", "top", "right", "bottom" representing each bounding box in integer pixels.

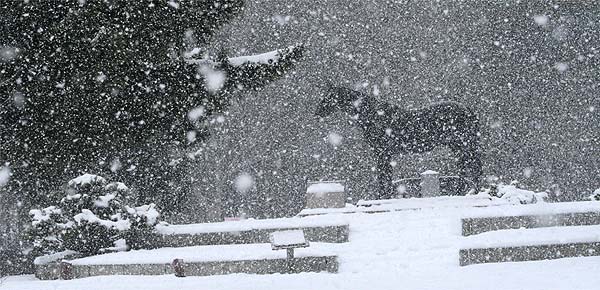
[
  {"left": 461, "top": 201, "right": 600, "bottom": 236},
  {"left": 459, "top": 201, "right": 600, "bottom": 266},
  {"left": 36, "top": 243, "right": 338, "bottom": 280},
  {"left": 156, "top": 217, "right": 349, "bottom": 246},
  {"left": 459, "top": 225, "right": 600, "bottom": 266}
]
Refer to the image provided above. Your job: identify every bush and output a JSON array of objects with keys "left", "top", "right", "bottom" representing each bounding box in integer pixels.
[
  {"left": 26, "top": 174, "right": 163, "bottom": 258},
  {"left": 590, "top": 189, "right": 600, "bottom": 201},
  {"left": 26, "top": 206, "right": 67, "bottom": 257},
  {"left": 122, "top": 203, "right": 162, "bottom": 250}
]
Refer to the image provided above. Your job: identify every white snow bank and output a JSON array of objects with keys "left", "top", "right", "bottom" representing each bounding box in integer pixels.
[
  {"left": 300, "top": 194, "right": 509, "bottom": 216},
  {"left": 496, "top": 185, "right": 547, "bottom": 204},
  {"left": 307, "top": 182, "right": 345, "bottom": 194},
  {"left": 67, "top": 243, "right": 333, "bottom": 265},
  {"left": 6, "top": 197, "right": 600, "bottom": 290},
  {"left": 68, "top": 174, "right": 106, "bottom": 187},
  {"left": 462, "top": 224, "right": 600, "bottom": 249}
]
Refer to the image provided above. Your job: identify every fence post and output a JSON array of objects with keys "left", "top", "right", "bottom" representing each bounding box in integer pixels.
[
  {"left": 420, "top": 170, "right": 440, "bottom": 197},
  {"left": 172, "top": 258, "right": 185, "bottom": 277}
]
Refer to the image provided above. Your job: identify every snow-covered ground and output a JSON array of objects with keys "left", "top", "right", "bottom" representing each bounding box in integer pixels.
[{"left": 3, "top": 202, "right": 600, "bottom": 290}]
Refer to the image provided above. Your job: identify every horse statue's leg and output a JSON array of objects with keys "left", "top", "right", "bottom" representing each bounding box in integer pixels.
[
  {"left": 457, "top": 148, "right": 483, "bottom": 192},
  {"left": 376, "top": 153, "right": 394, "bottom": 200}
]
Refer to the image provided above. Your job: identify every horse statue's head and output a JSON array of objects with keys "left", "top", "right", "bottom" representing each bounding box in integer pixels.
[{"left": 315, "top": 84, "right": 361, "bottom": 117}]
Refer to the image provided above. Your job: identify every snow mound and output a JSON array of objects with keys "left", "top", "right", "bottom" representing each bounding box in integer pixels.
[{"left": 497, "top": 185, "right": 547, "bottom": 204}]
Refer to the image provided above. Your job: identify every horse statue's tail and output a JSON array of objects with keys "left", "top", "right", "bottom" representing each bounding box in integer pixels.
[{"left": 467, "top": 108, "right": 484, "bottom": 189}]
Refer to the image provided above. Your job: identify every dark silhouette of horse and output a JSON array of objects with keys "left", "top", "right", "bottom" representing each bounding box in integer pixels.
[{"left": 316, "top": 86, "right": 482, "bottom": 199}]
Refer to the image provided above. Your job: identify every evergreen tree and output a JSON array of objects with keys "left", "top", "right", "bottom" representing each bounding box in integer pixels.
[{"left": 0, "top": 1, "right": 303, "bottom": 217}]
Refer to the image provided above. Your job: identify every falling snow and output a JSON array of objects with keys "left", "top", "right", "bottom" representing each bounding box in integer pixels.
[
  {"left": 234, "top": 172, "right": 255, "bottom": 194},
  {"left": 1, "top": 0, "right": 599, "bottom": 287}
]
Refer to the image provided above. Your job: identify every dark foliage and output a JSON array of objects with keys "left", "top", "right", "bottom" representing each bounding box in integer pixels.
[{"left": 0, "top": 1, "right": 303, "bottom": 217}]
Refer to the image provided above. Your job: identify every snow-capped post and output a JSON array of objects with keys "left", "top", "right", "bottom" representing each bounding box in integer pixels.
[
  {"left": 172, "top": 258, "right": 185, "bottom": 277},
  {"left": 420, "top": 170, "right": 440, "bottom": 197},
  {"left": 59, "top": 261, "right": 73, "bottom": 280},
  {"left": 305, "top": 181, "right": 346, "bottom": 209},
  {"left": 270, "top": 230, "right": 309, "bottom": 273}
]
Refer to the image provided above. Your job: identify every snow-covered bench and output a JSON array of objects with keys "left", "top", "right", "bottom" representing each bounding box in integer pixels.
[{"left": 157, "top": 216, "right": 349, "bottom": 246}]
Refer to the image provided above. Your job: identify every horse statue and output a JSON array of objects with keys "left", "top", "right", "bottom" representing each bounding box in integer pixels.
[{"left": 316, "top": 86, "right": 483, "bottom": 199}]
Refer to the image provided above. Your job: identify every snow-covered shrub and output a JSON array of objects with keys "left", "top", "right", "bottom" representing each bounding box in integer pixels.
[
  {"left": 590, "top": 189, "right": 600, "bottom": 201},
  {"left": 122, "top": 203, "right": 162, "bottom": 250},
  {"left": 479, "top": 180, "right": 546, "bottom": 204},
  {"left": 26, "top": 206, "right": 68, "bottom": 257},
  {"left": 27, "top": 174, "right": 163, "bottom": 257},
  {"left": 59, "top": 174, "right": 128, "bottom": 255},
  {"left": 497, "top": 185, "right": 547, "bottom": 204}
]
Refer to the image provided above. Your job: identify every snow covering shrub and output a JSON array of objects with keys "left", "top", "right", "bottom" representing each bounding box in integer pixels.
[
  {"left": 122, "top": 203, "right": 162, "bottom": 250},
  {"left": 480, "top": 181, "right": 547, "bottom": 204},
  {"left": 59, "top": 174, "right": 129, "bottom": 255},
  {"left": 26, "top": 206, "right": 68, "bottom": 257},
  {"left": 27, "top": 174, "right": 163, "bottom": 257},
  {"left": 590, "top": 189, "right": 600, "bottom": 201}
]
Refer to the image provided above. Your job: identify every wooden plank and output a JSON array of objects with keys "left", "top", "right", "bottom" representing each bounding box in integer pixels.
[
  {"left": 182, "top": 256, "right": 338, "bottom": 276},
  {"left": 161, "top": 224, "right": 349, "bottom": 247},
  {"left": 37, "top": 256, "right": 338, "bottom": 279},
  {"left": 462, "top": 211, "right": 600, "bottom": 236},
  {"left": 460, "top": 242, "right": 600, "bottom": 266}
]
